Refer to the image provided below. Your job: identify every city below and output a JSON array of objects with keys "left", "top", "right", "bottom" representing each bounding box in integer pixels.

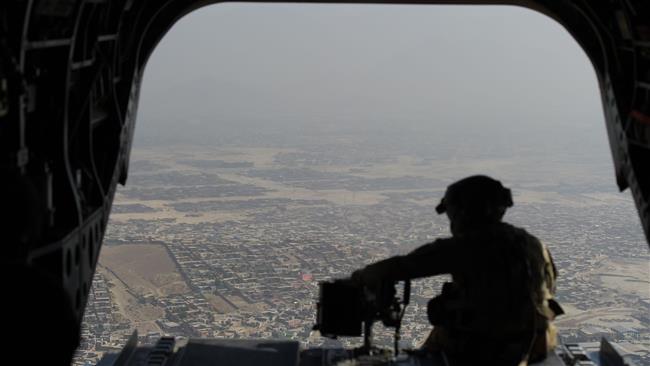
[{"left": 74, "top": 137, "right": 650, "bottom": 365}]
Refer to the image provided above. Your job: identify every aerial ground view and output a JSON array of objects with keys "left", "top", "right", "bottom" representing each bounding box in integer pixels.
[
  {"left": 73, "top": 134, "right": 650, "bottom": 365},
  {"left": 73, "top": 4, "right": 649, "bottom": 365}
]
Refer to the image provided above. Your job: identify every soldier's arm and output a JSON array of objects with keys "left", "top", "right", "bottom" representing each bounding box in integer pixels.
[
  {"left": 534, "top": 236, "right": 565, "bottom": 317},
  {"left": 352, "top": 239, "right": 458, "bottom": 284},
  {"left": 542, "top": 243, "right": 558, "bottom": 294}
]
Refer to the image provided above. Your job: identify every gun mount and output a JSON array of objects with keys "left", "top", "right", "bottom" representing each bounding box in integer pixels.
[{"left": 314, "top": 279, "right": 411, "bottom": 357}]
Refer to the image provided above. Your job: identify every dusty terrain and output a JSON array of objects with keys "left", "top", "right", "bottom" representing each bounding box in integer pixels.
[{"left": 100, "top": 244, "right": 190, "bottom": 297}]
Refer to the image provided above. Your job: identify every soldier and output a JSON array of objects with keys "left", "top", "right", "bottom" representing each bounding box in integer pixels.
[{"left": 351, "top": 175, "right": 563, "bottom": 365}]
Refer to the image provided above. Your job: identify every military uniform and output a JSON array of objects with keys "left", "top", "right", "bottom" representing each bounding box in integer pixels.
[
  {"left": 355, "top": 222, "right": 562, "bottom": 365},
  {"left": 352, "top": 176, "right": 563, "bottom": 363}
]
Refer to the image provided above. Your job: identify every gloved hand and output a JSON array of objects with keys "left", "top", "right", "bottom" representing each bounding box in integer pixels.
[
  {"left": 427, "top": 296, "right": 444, "bottom": 326},
  {"left": 349, "top": 268, "right": 367, "bottom": 285}
]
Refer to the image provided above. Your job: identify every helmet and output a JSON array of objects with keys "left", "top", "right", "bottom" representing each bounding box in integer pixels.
[{"left": 436, "top": 175, "right": 513, "bottom": 221}]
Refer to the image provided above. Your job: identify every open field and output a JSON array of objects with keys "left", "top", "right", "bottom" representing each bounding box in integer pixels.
[
  {"left": 100, "top": 244, "right": 190, "bottom": 297},
  {"left": 97, "top": 266, "right": 164, "bottom": 335},
  {"left": 597, "top": 258, "right": 650, "bottom": 299}
]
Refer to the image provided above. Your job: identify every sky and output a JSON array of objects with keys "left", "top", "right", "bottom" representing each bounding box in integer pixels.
[{"left": 136, "top": 3, "right": 608, "bottom": 166}]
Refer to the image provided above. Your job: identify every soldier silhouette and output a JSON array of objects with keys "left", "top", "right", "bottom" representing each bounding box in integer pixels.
[{"left": 351, "top": 175, "right": 563, "bottom": 365}]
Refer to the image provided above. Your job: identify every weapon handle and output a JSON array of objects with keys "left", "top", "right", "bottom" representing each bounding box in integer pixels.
[{"left": 403, "top": 280, "right": 411, "bottom": 306}]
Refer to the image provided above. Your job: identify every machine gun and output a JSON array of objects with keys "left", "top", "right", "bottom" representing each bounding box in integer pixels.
[{"left": 313, "top": 278, "right": 411, "bottom": 357}]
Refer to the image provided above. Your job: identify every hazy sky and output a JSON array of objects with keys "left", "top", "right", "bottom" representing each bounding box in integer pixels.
[{"left": 137, "top": 3, "right": 607, "bottom": 162}]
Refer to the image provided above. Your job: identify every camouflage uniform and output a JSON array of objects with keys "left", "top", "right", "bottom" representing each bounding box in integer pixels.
[{"left": 353, "top": 176, "right": 562, "bottom": 365}]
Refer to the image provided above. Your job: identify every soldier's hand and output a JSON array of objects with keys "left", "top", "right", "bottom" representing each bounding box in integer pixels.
[
  {"left": 350, "top": 269, "right": 366, "bottom": 285},
  {"left": 350, "top": 263, "right": 385, "bottom": 286}
]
